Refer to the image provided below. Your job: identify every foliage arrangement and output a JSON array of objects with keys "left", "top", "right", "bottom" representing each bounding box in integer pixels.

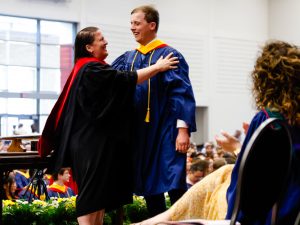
[
  {"left": 2, "top": 195, "right": 162, "bottom": 225},
  {"left": 3, "top": 197, "right": 77, "bottom": 225}
]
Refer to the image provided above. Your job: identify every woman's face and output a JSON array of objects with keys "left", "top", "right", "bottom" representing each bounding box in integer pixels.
[
  {"left": 10, "top": 181, "right": 17, "bottom": 193},
  {"left": 86, "top": 30, "right": 108, "bottom": 60}
]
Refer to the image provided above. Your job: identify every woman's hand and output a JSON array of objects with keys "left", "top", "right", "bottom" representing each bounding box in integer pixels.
[{"left": 215, "top": 130, "right": 241, "bottom": 152}]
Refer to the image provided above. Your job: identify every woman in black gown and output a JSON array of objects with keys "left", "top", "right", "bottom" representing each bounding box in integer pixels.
[{"left": 38, "top": 26, "right": 178, "bottom": 225}]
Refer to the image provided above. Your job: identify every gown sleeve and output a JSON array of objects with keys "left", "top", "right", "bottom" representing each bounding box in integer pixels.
[
  {"left": 111, "top": 51, "right": 131, "bottom": 70},
  {"left": 77, "top": 62, "right": 137, "bottom": 121},
  {"left": 163, "top": 49, "right": 196, "bottom": 132}
]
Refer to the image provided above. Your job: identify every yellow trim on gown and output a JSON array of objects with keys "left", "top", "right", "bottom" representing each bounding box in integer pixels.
[
  {"left": 136, "top": 39, "right": 165, "bottom": 54},
  {"left": 169, "top": 164, "right": 234, "bottom": 220}
]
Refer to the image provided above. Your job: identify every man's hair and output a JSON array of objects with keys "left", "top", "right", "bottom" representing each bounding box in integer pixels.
[
  {"left": 213, "top": 158, "right": 227, "bottom": 170},
  {"left": 131, "top": 5, "right": 159, "bottom": 32},
  {"left": 52, "top": 168, "right": 69, "bottom": 181},
  {"left": 252, "top": 40, "right": 300, "bottom": 125},
  {"left": 74, "top": 26, "right": 99, "bottom": 62},
  {"left": 189, "top": 159, "right": 209, "bottom": 173}
]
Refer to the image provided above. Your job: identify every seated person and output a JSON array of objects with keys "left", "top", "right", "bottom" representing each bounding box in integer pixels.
[
  {"left": 14, "top": 169, "right": 30, "bottom": 194},
  {"left": 135, "top": 164, "right": 235, "bottom": 225},
  {"left": 200, "top": 142, "right": 216, "bottom": 158},
  {"left": 2, "top": 174, "right": 18, "bottom": 200},
  {"left": 212, "top": 158, "right": 227, "bottom": 171},
  {"left": 43, "top": 173, "right": 52, "bottom": 186},
  {"left": 0, "top": 140, "right": 10, "bottom": 153},
  {"left": 47, "top": 168, "right": 75, "bottom": 198},
  {"left": 18, "top": 169, "right": 47, "bottom": 201},
  {"left": 226, "top": 41, "right": 300, "bottom": 224},
  {"left": 186, "top": 159, "right": 209, "bottom": 189}
]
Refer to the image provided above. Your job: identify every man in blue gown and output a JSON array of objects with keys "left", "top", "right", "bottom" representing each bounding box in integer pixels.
[{"left": 112, "top": 5, "right": 196, "bottom": 216}]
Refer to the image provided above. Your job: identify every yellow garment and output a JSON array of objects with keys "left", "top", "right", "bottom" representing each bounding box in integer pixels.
[
  {"left": 48, "top": 183, "right": 68, "bottom": 193},
  {"left": 170, "top": 164, "right": 234, "bottom": 221}
]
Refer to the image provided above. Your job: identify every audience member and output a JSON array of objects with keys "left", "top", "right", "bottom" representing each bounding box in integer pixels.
[
  {"left": 14, "top": 169, "right": 30, "bottom": 194},
  {"left": 134, "top": 164, "right": 235, "bottom": 225},
  {"left": 200, "top": 142, "right": 214, "bottom": 155},
  {"left": 0, "top": 141, "right": 9, "bottom": 153},
  {"left": 186, "top": 160, "right": 209, "bottom": 189},
  {"left": 2, "top": 175, "right": 18, "bottom": 200},
  {"left": 31, "top": 123, "right": 38, "bottom": 133},
  {"left": 18, "top": 169, "right": 47, "bottom": 201},
  {"left": 212, "top": 158, "right": 227, "bottom": 171},
  {"left": 47, "top": 168, "right": 75, "bottom": 198},
  {"left": 222, "top": 152, "right": 237, "bottom": 165},
  {"left": 226, "top": 40, "right": 300, "bottom": 224}
]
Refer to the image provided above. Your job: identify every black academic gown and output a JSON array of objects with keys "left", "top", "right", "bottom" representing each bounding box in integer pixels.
[{"left": 41, "top": 58, "right": 137, "bottom": 217}]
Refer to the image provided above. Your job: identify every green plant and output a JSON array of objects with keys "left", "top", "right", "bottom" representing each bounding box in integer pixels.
[
  {"left": 123, "top": 195, "right": 149, "bottom": 224},
  {"left": 2, "top": 195, "right": 156, "bottom": 224},
  {"left": 0, "top": 196, "right": 170, "bottom": 225},
  {"left": 3, "top": 197, "right": 77, "bottom": 225}
]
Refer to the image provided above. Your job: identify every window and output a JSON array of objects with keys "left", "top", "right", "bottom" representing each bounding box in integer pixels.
[{"left": 0, "top": 15, "right": 76, "bottom": 135}]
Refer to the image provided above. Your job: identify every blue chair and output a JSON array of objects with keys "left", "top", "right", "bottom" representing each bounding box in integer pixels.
[{"left": 230, "top": 118, "right": 292, "bottom": 225}]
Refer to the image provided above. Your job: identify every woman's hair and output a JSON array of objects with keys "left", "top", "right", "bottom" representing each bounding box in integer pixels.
[
  {"left": 74, "top": 26, "right": 99, "bottom": 62},
  {"left": 4, "top": 175, "right": 16, "bottom": 200},
  {"left": 252, "top": 40, "right": 300, "bottom": 125},
  {"left": 131, "top": 5, "right": 159, "bottom": 32}
]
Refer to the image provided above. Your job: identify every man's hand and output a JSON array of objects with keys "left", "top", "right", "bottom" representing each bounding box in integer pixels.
[{"left": 176, "top": 128, "right": 190, "bottom": 153}]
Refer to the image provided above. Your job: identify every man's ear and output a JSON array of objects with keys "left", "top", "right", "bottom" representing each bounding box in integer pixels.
[{"left": 149, "top": 22, "right": 157, "bottom": 31}]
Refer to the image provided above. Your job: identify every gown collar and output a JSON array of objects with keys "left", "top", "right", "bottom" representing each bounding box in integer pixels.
[
  {"left": 49, "top": 183, "right": 67, "bottom": 193},
  {"left": 136, "top": 39, "right": 167, "bottom": 54}
]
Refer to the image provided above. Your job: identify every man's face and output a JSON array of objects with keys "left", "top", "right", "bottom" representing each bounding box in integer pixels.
[
  {"left": 188, "top": 170, "right": 204, "bottom": 184},
  {"left": 61, "top": 170, "right": 71, "bottom": 183},
  {"left": 206, "top": 145, "right": 213, "bottom": 153},
  {"left": 130, "top": 10, "right": 156, "bottom": 45}
]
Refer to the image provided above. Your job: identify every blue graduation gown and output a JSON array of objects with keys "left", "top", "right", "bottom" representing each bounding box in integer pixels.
[
  {"left": 14, "top": 170, "right": 29, "bottom": 191},
  {"left": 226, "top": 109, "right": 300, "bottom": 224},
  {"left": 112, "top": 44, "right": 196, "bottom": 196},
  {"left": 47, "top": 184, "right": 75, "bottom": 198}
]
